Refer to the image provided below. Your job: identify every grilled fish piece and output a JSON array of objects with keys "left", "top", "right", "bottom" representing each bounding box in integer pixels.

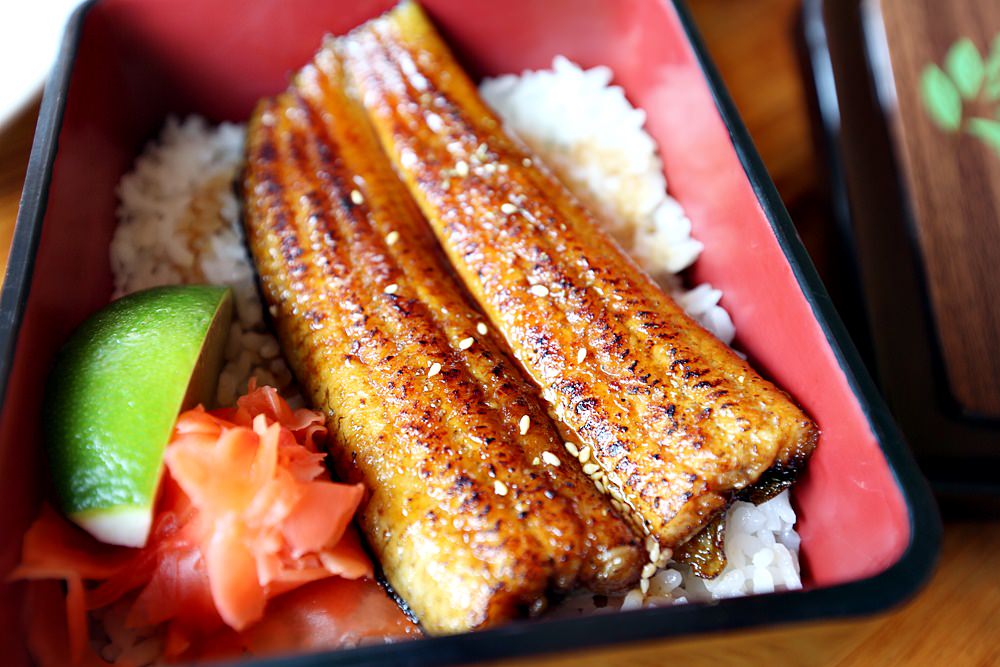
[
  {"left": 339, "top": 1, "right": 819, "bottom": 551},
  {"left": 242, "top": 46, "right": 642, "bottom": 635}
]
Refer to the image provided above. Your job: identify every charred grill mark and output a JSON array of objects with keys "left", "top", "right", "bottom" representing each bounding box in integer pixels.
[
  {"left": 250, "top": 112, "right": 314, "bottom": 296},
  {"left": 257, "top": 140, "right": 277, "bottom": 163},
  {"left": 670, "top": 358, "right": 691, "bottom": 372}
]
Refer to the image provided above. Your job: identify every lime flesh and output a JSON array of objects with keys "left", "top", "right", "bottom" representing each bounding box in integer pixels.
[{"left": 44, "top": 285, "right": 233, "bottom": 547}]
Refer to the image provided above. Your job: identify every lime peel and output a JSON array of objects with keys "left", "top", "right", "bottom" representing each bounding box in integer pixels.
[{"left": 45, "top": 285, "right": 233, "bottom": 547}]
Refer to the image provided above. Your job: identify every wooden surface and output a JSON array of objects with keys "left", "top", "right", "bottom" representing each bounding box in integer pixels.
[
  {"left": 0, "top": 96, "right": 36, "bottom": 274},
  {"left": 878, "top": 0, "right": 1000, "bottom": 418},
  {"left": 0, "top": 0, "right": 997, "bottom": 664}
]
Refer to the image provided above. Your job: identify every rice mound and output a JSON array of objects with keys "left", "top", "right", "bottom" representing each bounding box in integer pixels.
[
  {"left": 111, "top": 116, "right": 295, "bottom": 406},
  {"left": 481, "top": 57, "right": 801, "bottom": 607}
]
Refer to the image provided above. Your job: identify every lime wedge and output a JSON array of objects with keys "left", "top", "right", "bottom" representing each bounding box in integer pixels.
[{"left": 44, "top": 285, "right": 233, "bottom": 547}]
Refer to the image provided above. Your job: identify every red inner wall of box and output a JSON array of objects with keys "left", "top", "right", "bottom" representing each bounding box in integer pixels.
[{"left": 0, "top": 0, "right": 910, "bottom": 660}]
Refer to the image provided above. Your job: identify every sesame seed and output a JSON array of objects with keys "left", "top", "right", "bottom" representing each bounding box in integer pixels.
[
  {"left": 500, "top": 202, "right": 518, "bottom": 214},
  {"left": 455, "top": 160, "right": 469, "bottom": 176},
  {"left": 582, "top": 462, "right": 600, "bottom": 476},
  {"left": 642, "top": 563, "right": 657, "bottom": 579},
  {"left": 577, "top": 348, "right": 587, "bottom": 363},
  {"left": 645, "top": 535, "right": 657, "bottom": 553},
  {"left": 738, "top": 375, "right": 745, "bottom": 383},
  {"left": 650, "top": 543, "right": 661, "bottom": 563},
  {"left": 494, "top": 480, "right": 508, "bottom": 496},
  {"left": 541, "top": 451, "right": 560, "bottom": 467},
  {"left": 529, "top": 284, "right": 549, "bottom": 297},
  {"left": 515, "top": 501, "right": 527, "bottom": 513},
  {"left": 498, "top": 163, "right": 509, "bottom": 173},
  {"left": 458, "top": 337, "right": 474, "bottom": 350},
  {"left": 385, "top": 230, "right": 400, "bottom": 246},
  {"left": 476, "top": 322, "right": 488, "bottom": 335},
  {"left": 350, "top": 189, "right": 364, "bottom": 205},
  {"left": 640, "top": 578, "right": 650, "bottom": 595},
  {"left": 427, "top": 362, "right": 442, "bottom": 378},
  {"left": 578, "top": 446, "right": 591, "bottom": 463},
  {"left": 532, "top": 456, "right": 540, "bottom": 466},
  {"left": 384, "top": 283, "right": 398, "bottom": 295},
  {"left": 564, "top": 442, "right": 579, "bottom": 457},
  {"left": 594, "top": 480, "right": 606, "bottom": 494},
  {"left": 519, "top": 415, "right": 530, "bottom": 435},
  {"left": 426, "top": 113, "right": 444, "bottom": 132},
  {"left": 522, "top": 157, "right": 533, "bottom": 167}
]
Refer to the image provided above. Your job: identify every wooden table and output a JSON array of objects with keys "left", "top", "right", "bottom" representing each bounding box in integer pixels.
[{"left": 0, "top": 1, "right": 997, "bottom": 664}]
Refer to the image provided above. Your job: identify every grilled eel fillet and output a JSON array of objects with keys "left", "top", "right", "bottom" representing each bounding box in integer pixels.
[
  {"left": 242, "top": 47, "right": 644, "bottom": 635},
  {"left": 338, "top": 1, "right": 819, "bottom": 552}
]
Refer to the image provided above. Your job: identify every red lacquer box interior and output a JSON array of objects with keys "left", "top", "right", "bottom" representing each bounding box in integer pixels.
[{"left": 0, "top": 0, "right": 939, "bottom": 665}]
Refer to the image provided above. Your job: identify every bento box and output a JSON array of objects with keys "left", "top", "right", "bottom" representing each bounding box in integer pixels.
[{"left": 0, "top": 0, "right": 940, "bottom": 665}]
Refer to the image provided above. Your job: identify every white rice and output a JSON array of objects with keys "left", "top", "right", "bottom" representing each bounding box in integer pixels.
[
  {"left": 481, "top": 57, "right": 800, "bottom": 607},
  {"left": 624, "top": 491, "right": 802, "bottom": 608},
  {"left": 111, "top": 116, "right": 295, "bottom": 406},
  {"left": 109, "top": 56, "right": 801, "bottom": 620}
]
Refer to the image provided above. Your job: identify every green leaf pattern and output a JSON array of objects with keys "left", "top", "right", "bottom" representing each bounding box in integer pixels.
[
  {"left": 921, "top": 64, "right": 963, "bottom": 130},
  {"left": 986, "top": 36, "right": 1000, "bottom": 101},
  {"left": 945, "top": 38, "right": 985, "bottom": 99},
  {"left": 967, "top": 118, "right": 1000, "bottom": 154},
  {"left": 920, "top": 31, "right": 1000, "bottom": 158}
]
